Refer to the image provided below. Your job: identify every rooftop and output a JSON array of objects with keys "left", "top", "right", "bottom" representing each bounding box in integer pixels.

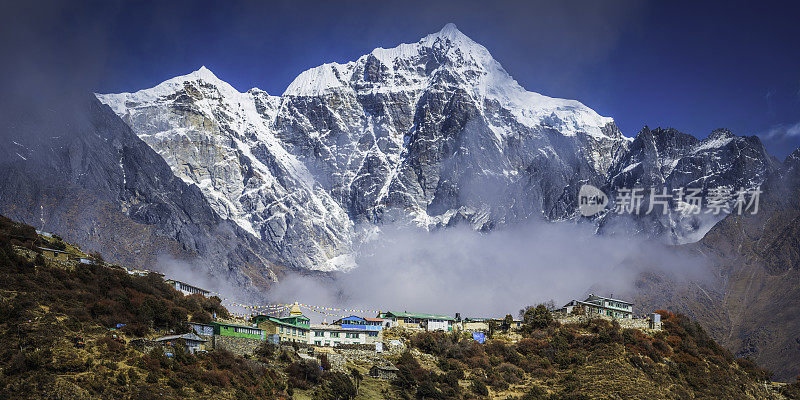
[
  {"left": 310, "top": 324, "right": 373, "bottom": 332},
  {"left": 155, "top": 333, "right": 207, "bottom": 342},
  {"left": 586, "top": 294, "right": 634, "bottom": 306},
  {"left": 384, "top": 311, "right": 455, "bottom": 321},
  {"left": 255, "top": 315, "right": 310, "bottom": 329},
  {"left": 37, "top": 246, "right": 69, "bottom": 254},
  {"left": 213, "top": 319, "right": 259, "bottom": 329}
]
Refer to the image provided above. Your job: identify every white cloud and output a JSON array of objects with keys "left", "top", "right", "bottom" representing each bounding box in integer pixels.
[
  {"left": 267, "top": 221, "right": 711, "bottom": 321},
  {"left": 763, "top": 121, "right": 800, "bottom": 139}
]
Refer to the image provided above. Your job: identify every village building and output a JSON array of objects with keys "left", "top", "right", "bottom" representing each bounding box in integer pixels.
[
  {"left": 154, "top": 333, "right": 208, "bottom": 354},
  {"left": 252, "top": 314, "right": 311, "bottom": 343},
  {"left": 189, "top": 322, "right": 214, "bottom": 337},
  {"left": 124, "top": 266, "right": 159, "bottom": 276},
  {"left": 38, "top": 247, "right": 70, "bottom": 261},
  {"left": 165, "top": 279, "right": 210, "bottom": 297},
  {"left": 559, "top": 294, "right": 634, "bottom": 319},
  {"left": 332, "top": 315, "right": 385, "bottom": 333},
  {"left": 370, "top": 364, "right": 400, "bottom": 380},
  {"left": 380, "top": 311, "right": 455, "bottom": 331},
  {"left": 35, "top": 229, "right": 54, "bottom": 238},
  {"left": 212, "top": 320, "right": 265, "bottom": 340},
  {"left": 460, "top": 317, "right": 491, "bottom": 332},
  {"left": 491, "top": 317, "right": 523, "bottom": 330},
  {"left": 309, "top": 323, "right": 381, "bottom": 347}
]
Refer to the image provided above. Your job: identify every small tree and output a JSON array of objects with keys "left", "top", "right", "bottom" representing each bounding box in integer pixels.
[
  {"left": 350, "top": 368, "right": 362, "bottom": 396},
  {"left": 502, "top": 314, "right": 514, "bottom": 332},
  {"left": 488, "top": 320, "right": 498, "bottom": 338},
  {"left": 318, "top": 353, "right": 331, "bottom": 371},
  {"left": 522, "top": 304, "right": 553, "bottom": 332}
]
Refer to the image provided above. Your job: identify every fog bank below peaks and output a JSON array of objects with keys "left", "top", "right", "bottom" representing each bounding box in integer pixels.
[{"left": 269, "top": 221, "right": 710, "bottom": 320}]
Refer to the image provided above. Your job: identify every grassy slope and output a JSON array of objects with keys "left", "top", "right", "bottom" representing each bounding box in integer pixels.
[{"left": 0, "top": 215, "right": 286, "bottom": 399}]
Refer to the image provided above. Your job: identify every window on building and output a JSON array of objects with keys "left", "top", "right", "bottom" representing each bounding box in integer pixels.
[
  {"left": 315, "top": 331, "right": 324, "bottom": 337},
  {"left": 330, "top": 332, "right": 340, "bottom": 338},
  {"left": 346, "top": 332, "right": 360, "bottom": 338},
  {"left": 367, "top": 332, "right": 378, "bottom": 337},
  {"left": 234, "top": 327, "right": 261, "bottom": 335},
  {"left": 315, "top": 341, "right": 321, "bottom": 345}
]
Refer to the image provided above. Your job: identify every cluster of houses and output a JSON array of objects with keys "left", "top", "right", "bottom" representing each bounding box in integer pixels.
[{"left": 159, "top": 278, "right": 657, "bottom": 355}]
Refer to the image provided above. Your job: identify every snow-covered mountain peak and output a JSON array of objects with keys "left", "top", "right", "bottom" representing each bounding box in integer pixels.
[
  {"left": 433, "top": 22, "right": 463, "bottom": 40},
  {"left": 420, "top": 23, "right": 491, "bottom": 61},
  {"left": 149, "top": 65, "right": 231, "bottom": 93},
  {"left": 283, "top": 61, "right": 355, "bottom": 96},
  {"left": 708, "top": 128, "right": 734, "bottom": 140},
  {"left": 97, "top": 65, "right": 242, "bottom": 116},
  {"left": 186, "top": 65, "right": 219, "bottom": 81},
  {"left": 281, "top": 24, "right": 617, "bottom": 141}
]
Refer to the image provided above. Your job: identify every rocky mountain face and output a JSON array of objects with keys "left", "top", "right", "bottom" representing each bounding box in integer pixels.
[
  {"left": 96, "top": 24, "right": 778, "bottom": 272},
  {"left": 98, "top": 24, "right": 629, "bottom": 271},
  {"left": 601, "top": 126, "right": 780, "bottom": 243},
  {"left": 0, "top": 94, "right": 283, "bottom": 290}
]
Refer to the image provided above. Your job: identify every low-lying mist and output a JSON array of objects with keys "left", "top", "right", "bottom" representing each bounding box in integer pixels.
[{"left": 266, "top": 220, "right": 712, "bottom": 321}]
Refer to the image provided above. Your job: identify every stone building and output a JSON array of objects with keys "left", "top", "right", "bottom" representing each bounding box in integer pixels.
[
  {"left": 370, "top": 364, "right": 399, "bottom": 380},
  {"left": 38, "top": 247, "right": 70, "bottom": 261},
  {"left": 154, "top": 333, "right": 208, "bottom": 354}
]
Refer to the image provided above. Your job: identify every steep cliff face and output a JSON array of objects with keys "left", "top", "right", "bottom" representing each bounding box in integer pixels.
[
  {"left": 98, "top": 67, "right": 354, "bottom": 271},
  {"left": 601, "top": 127, "right": 780, "bottom": 243},
  {"left": 0, "top": 94, "right": 282, "bottom": 290}
]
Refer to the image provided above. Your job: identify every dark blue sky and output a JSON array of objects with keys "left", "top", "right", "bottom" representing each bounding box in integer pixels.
[{"left": 5, "top": 0, "right": 800, "bottom": 157}]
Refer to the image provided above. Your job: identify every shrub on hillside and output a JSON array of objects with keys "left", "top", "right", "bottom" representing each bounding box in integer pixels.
[
  {"left": 286, "top": 359, "right": 322, "bottom": 389},
  {"left": 469, "top": 379, "right": 489, "bottom": 396}
]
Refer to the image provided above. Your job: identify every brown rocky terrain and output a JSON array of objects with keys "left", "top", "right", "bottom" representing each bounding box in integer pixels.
[{"left": 633, "top": 148, "right": 800, "bottom": 382}]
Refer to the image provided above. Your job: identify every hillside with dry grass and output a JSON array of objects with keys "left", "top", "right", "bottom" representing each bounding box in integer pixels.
[{"left": 0, "top": 214, "right": 796, "bottom": 399}]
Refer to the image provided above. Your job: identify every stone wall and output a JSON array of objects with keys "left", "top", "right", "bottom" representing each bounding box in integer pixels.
[
  {"left": 129, "top": 339, "right": 161, "bottom": 353},
  {"left": 335, "top": 348, "right": 383, "bottom": 365},
  {"left": 555, "top": 314, "right": 662, "bottom": 332},
  {"left": 212, "top": 335, "right": 263, "bottom": 356},
  {"left": 326, "top": 352, "right": 347, "bottom": 372}
]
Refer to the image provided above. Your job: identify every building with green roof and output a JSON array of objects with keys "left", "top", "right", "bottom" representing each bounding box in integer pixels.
[
  {"left": 251, "top": 314, "right": 311, "bottom": 343},
  {"left": 380, "top": 311, "right": 455, "bottom": 331},
  {"left": 211, "top": 320, "right": 264, "bottom": 340}
]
